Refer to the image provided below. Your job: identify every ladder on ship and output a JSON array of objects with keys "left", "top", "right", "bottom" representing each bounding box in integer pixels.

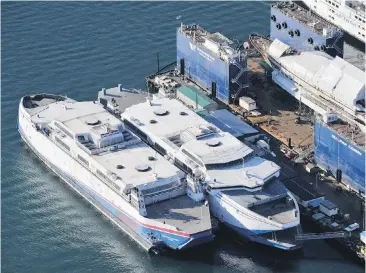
[{"left": 295, "top": 231, "right": 351, "bottom": 241}]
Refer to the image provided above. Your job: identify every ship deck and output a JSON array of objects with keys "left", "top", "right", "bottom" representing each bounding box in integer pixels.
[
  {"left": 221, "top": 179, "right": 297, "bottom": 225},
  {"left": 97, "top": 86, "right": 147, "bottom": 114},
  {"left": 146, "top": 195, "right": 211, "bottom": 234},
  {"left": 272, "top": 2, "right": 337, "bottom": 36}
]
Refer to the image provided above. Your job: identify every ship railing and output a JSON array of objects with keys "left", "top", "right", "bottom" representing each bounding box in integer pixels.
[
  {"left": 247, "top": 192, "right": 288, "bottom": 208},
  {"left": 144, "top": 182, "right": 186, "bottom": 198}
]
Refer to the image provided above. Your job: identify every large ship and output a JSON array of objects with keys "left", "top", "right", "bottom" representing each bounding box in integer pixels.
[
  {"left": 250, "top": 35, "right": 365, "bottom": 124},
  {"left": 270, "top": 1, "right": 344, "bottom": 57},
  {"left": 302, "top": 0, "right": 365, "bottom": 42},
  {"left": 249, "top": 35, "right": 366, "bottom": 194},
  {"left": 121, "top": 97, "right": 302, "bottom": 251},
  {"left": 18, "top": 94, "right": 213, "bottom": 253}
]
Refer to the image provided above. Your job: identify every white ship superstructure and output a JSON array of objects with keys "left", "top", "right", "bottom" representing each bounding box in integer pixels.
[
  {"left": 302, "top": 0, "right": 365, "bottom": 42},
  {"left": 122, "top": 98, "right": 302, "bottom": 250},
  {"left": 18, "top": 94, "right": 213, "bottom": 253},
  {"left": 264, "top": 39, "right": 365, "bottom": 127}
]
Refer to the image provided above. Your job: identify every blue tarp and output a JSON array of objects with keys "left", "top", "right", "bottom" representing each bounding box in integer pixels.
[{"left": 197, "top": 109, "right": 258, "bottom": 138}]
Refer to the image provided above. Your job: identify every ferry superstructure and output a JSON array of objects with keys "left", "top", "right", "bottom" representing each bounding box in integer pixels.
[
  {"left": 302, "top": 0, "right": 365, "bottom": 42},
  {"left": 18, "top": 94, "right": 213, "bottom": 253},
  {"left": 122, "top": 98, "right": 302, "bottom": 251}
]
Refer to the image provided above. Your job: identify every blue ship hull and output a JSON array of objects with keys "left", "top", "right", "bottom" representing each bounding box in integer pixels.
[
  {"left": 270, "top": 4, "right": 344, "bottom": 58},
  {"left": 314, "top": 121, "right": 365, "bottom": 193},
  {"left": 176, "top": 30, "right": 247, "bottom": 104}
]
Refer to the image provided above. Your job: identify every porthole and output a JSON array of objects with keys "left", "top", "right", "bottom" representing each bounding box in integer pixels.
[
  {"left": 288, "top": 30, "right": 294, "bottom": 37},
  {"left": 320, "top": 45, "right": 327, "bottom": 51},
  {"left": 276, "top": 23, "right": 281, "bottom": 30},
  {"left": 271, "top": 15, "right": 276, "bottom": 22},
  {"left": 308, "top": 37, "right": 314, "bottom": 44},
  {"left": 295, "top": 29, "right": 300, "bottom": 36},
  {"left": 314, "top": 46, "right": 320, "bottom": 51},
  {"left": 282, "top": 22, "right": 288, "bottom": 29}
]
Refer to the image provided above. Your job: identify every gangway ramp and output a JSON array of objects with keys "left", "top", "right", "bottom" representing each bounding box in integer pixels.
[{"left": 295, "top": 231, "right": 350, "bottom": 241}]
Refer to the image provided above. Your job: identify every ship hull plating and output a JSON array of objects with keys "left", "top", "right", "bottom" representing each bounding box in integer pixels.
[
  {"left": 270, "top": 5, "right": 344, "bottom": 57},
  {"left": 314, "top": 120, "right": 365, "bottom": 193},
  {"left": 176, "top": 31, "right": 247, "bottom": 104},
  {"left": 18, "top": 108, "right": 212, "bottom": 252},
  {"left": 206, "top": 191, "right": 301, "bottom": 251}
]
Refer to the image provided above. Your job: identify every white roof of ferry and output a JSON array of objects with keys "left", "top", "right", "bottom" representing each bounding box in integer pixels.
[
  {"left": 31, "top": 99, "right": 181, "bottom": 189},
  {"left": 277, "top": 49, "right": 365, "bottom": 109},
  {"left": 207, "top": 156, "right": 280, "bottom": 188},
  {"left": 123, "top": 98, "right": 253, "bottom": 164}
]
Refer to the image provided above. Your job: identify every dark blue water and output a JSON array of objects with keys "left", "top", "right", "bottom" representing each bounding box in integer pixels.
[{"left": 2, "top": 2, "right": 364, "bottom": 273}]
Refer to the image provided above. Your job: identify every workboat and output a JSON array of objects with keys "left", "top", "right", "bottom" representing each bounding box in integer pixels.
[
  {"left": 121, "top": 97, "right": 302, "bottom": 251},
  {"left": 18, "top": 94, "right": 213, "bottom": 253}
]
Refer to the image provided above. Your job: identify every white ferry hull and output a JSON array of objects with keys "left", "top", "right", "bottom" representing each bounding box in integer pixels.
[
  {"left": 207, "top": 192, "right": 301, "bottom": 251},
  {"left": 18, "top": 105, "right": 212, "bottom": 252}
]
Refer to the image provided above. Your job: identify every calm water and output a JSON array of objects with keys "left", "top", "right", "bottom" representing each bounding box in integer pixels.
[{"left": 1, "top": 2, "right": 364, "bottom": 273}]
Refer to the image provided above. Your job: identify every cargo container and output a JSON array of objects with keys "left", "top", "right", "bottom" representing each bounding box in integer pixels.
[
  {"left": 270, "top": 2, "right": 344, "bottom": 58},
  {"left": 314, "top": 120, "right": 365, "bottom": 193},
  {"left": 177, "top": 24, "right": 248, "bottom": 104}
]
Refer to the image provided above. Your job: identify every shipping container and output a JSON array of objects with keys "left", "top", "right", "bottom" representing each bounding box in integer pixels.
[
  {"left": 314, "top": 120, "right": 365, "bottom": 193},
  {"left": 177, "top": 24, "right": 248, "bottom": 104}
]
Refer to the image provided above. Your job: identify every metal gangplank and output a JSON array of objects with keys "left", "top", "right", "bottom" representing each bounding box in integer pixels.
[{"left": 295, "top": 231, "right": 351, "bottom": 241}]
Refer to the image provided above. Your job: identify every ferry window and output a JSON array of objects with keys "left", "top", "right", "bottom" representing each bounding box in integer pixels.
[
  {"left": 336, "top": 5, "right": 338, "bottom": 8},
  {"left": 182, "top": 149, "right": 203, "bottom": 167},
  {"left": 96, "top": 169, "right": 121, "bottom": 191},
  {"left": 124, "top": 119, "right": 147, "bottom": 141},
  {"left": 154, "top": 142, "right": 166, "bottom": 156},
  {"left": 175, "top": 158, "right": 192, "bottom": 175},
  {"left": 77, "top": 154, "right": 89, "bottom": 166},
  {"left": 54, "top": 122, "right": 74, "bottom": 139},
  {"left": 355, "top": 16, "right": 358, "bottom": 19},
  {"left": 55, "top": 136, "right": 71, "bottom": 151}
]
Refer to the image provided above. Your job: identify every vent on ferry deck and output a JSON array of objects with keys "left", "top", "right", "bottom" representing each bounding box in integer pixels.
[
  {"left": 148, "top": 156, "right": 156, "bottom": 161},
  {"left": 86, "top": 118, "right": 100, "bottom": 126},
  {"left": 153, "top": 109, "right": 169, "bottom": 116},
  {"left": 180, "top": 111, "right": 188, "bottom": 116},
  {"left": 150, "top": 119, "right": 157, "bottom": 124},
  {"left": 117, "top": 165, "right": 124, "bottom": 169},
  {"left": 206, "top": 139, "right": 221, "bottom": 147},
  {"left": 135, "top": 164, "right": 151, "bottom": 172}
]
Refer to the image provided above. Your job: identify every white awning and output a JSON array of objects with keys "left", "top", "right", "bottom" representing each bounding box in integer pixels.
[{"left": 268, "top": 39, "right": 291, "bottom": 59}]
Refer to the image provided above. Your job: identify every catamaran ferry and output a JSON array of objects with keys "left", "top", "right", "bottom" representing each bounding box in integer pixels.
[
  {"left": 18, "top": 94, "right": 213, "bottom": 253},
  {"left": 121, "top": 98, "right": 302, "bottom": 251}
]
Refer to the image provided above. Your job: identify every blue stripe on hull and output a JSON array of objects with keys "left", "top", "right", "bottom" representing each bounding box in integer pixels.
[
  {"left": 18, "top": 126, "right": 212, "bottom": 251},
  {"left": 226, "top": 223, "right": 300, "bottom": 251}
]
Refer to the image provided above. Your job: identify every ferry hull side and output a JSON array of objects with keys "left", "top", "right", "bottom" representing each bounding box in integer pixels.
[
  {"left": 206, "top": 192, "right": 301, "bottom": 251},
  {"left": 314, "top": 120, "right": 365, "bottom": 193},
  {"left": 18, "top": 108, "right": 211, "bottom": 252}
]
